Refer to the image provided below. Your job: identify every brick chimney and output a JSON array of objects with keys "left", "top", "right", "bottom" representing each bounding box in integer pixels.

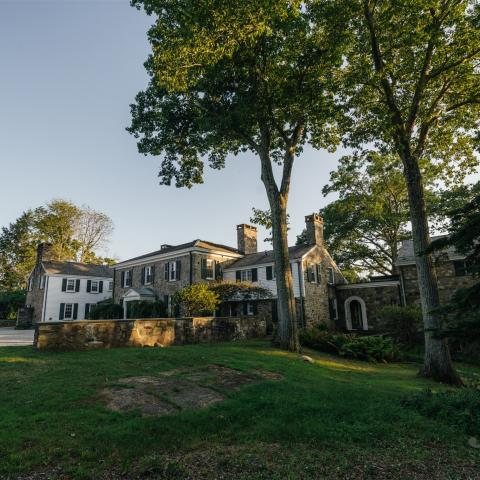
[
  {"left": 237, "top": 224, "right": 257, "bottom": 255},
  {"left": 36, "top": 243, "right": 53, "bottom": 265},
  {"left": 305, "top": 214, "right": 324, "bottom": 246}
]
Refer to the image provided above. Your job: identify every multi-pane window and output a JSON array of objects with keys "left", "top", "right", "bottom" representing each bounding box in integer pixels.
[
  {"left": 169, "top": 261, "right": 177, "bottom": 281},
  {"left": 241, "top": 270, "right": 252, "bottom": 282},
  {"left": 124, "top": 270, "right": 131, "bottom": 287},
  {"left": 144, "top": 266, "right": 153, "bottom": 284},
  {"left": 266, "top": 265, "right": 275, "bottom": 280},
  {"left": 327, "top": 267, "right": 335, "bottom": 285},
  {"left": 66, "top": 279, "right": 76, "bottom": 292},
  {"left": 90, "top": 280, "right": 99, "bottom": 293},
  {"left": 64, "top": 303, "right": 73, "bottom": 319},
  {"left": 204, "top": 259, "right": 215, "bottom": 280},
  {"left": 108, "top": 281, "right": 113, "bottom": 291}
]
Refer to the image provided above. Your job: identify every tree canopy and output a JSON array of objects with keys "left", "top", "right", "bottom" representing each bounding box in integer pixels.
[
  {"left": 128, "top": 0, "right": 351, "bottom": 351},
  {"left": 0, "top": 200, "right": 115, "bottom": 291}
]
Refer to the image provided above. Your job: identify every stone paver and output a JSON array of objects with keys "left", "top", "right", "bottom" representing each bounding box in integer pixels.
[{"left": 0, "top": 327, "right": 34, "bottom": 347}]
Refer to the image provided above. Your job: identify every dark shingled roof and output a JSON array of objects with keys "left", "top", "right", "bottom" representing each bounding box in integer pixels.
[
  {"left": 115, "top": 239, "right": 239, "bottom": 265},
  {"left": 395, "top": 235, "right": 465, "bottom": 266},
  {"left": 42, "top": 261, "right": 113, "bottom": 278},
  {"left": 225, "top": 244, "right": 314, "bottom": 269}
]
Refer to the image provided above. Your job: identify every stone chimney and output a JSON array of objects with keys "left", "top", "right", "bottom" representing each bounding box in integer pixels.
[
  {"left": 237, "top": 224, "right": 258, "bottom": 255},
  {"left": 305, "top": 214, "right": 324, "bottom": 246},
  {"left": 36, "top": 243, "right": 53, "bottom": 265}
]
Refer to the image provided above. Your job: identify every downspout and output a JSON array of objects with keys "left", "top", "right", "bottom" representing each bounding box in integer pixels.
[{"left": 297, "top": 260, "right": 305, "bottom": 329}]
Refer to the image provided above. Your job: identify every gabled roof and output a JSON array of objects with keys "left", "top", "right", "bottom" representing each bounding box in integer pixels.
[
  {"left": 395, "top": 235, "right": 466, "bottom": 266},
  {"left": 114, "top": 239, "right": 239, "bottom": 267},
  {"left": 42, "top": 261, "right": 113, "bottom": 278},
  {"left": 224, "top": 244, "right": 314, "bottom": 270}
]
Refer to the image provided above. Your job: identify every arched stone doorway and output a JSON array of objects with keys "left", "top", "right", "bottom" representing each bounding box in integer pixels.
[{"left": 345, "top": 296, "right": 368, "bottom": 331}]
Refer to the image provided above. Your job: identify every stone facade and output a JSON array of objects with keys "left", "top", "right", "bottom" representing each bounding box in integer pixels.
[
  {"left": 114, "top": 251, "right": 238, "bottom": 310},
  {"left": 335, "top": 282, "right": 402, "bottom": 331},
  {"left": 399, "top": 262, "right": 479, "bottom": 306},
  {"left": 301, "top": 246, "right": 346, "bottom": 329},
  {"left": 35, "top": 316, "right": 267, "bottom": 351}
]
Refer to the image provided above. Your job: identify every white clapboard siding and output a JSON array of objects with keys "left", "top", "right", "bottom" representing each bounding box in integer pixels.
[
  {"left": 43, "top": 275, "right": 113, "bottom": 322},
  {"left": 223, "top": 262, "right": 302, "bottom": 298}
]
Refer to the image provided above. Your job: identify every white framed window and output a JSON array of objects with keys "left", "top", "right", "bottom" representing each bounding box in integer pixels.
[
  {"left": 144, "top": 266, "right": 153, "bottom": 284},
  {"left": 327, "top": 267, "right": 335, "bottom": 285},
  {"left": 124, "top": 270, "right": 131, "bottom": 287},
  {"left": 28, "top": 276, "right": 34, "bottom": 291},
  {"left": 64, "top": 303, "right": 74, "bottom": 320},
  {"left": 90, "top": 280, "right": 99, "bottom": 293},
  {"left": 247, "top": 302, "right": 255, "bottom": 316},
  {"left": 204, "top": 259, "right": 215, "bottom": 280},
  {"left": 108, "top": 281, "right": 113, "bottom": 291},
  {"left": 66, "top": 279, "right": 76, "bottom": 292},
  {"left": 241, "top": 270, "right": 252, "bottom": 282},
  {"left": 169, "top": 261, "right": 177, "bottom": 282}
]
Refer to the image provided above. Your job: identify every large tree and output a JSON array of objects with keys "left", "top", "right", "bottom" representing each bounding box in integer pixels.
[
  {"left": 0, "top": 200, "right": 114, "bottom": 290},
  {"left": 128, "top": 0, "right": 349, "bottom": 351},
  {"left": 346, "top": 0, "right": 480, "bottom": 383}
]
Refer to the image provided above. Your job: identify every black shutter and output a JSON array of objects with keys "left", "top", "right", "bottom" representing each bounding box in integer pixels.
[
  {"left": 252, "top": 302, "right": 258, "bottom": 315},
  {"left": 99, "top": 281, "right": 103, "bottom": 293},
  {"left": 73, "top": 303, "right": 78, "bottom": 320},
  {"left": 266, "top": 266, "right": 273, "bottom": 280},
  {"left": 243, "top": 302, "right": 248, "bottom": 315},
  {"left": 59, "top": 303, "right": 65, "bottom": 320},
  {"left": 165, "top": 263, "right": 169, "bottom": 280},
  {"left": 141, "top": 267, "right": 145, "bottom": 285},
  {"left": 121, "top": 271, "right": 125, "bottom": 288},
  {"left": 62, "top": 278, "right": 67, "bottom": 292},
  {"left": 176, "top": 260, "right": 181, "bottom": 280},
  {"left": 75, "top": 279, "right": 80, "bottom": 292},
  {"left": 454, "top": 260, "right": 466, "bottom": 277},
  {"left": 236, "top": 271, "right": 241, "bottom": 282},
  {"left": 151, "top": 265, "right": 156, "bottom": 284},
  {"left": 85, "top": 303, "right": 90, "bottom": 318},
  {"left": 129, "top": 270, "right": 133, "bottom": 286},
  {"left": 87, "top": 280, "right": 91, "bottom": 293},
  {"left": 251, "top": 268, "right": 258, "bottom": 282},
  {"left": 201, "top": 258, "right": 207, "bottom": 279}
]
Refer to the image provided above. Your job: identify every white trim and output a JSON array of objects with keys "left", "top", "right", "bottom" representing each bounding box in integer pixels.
[
  {"left": 336, "top": 281, "right": 400, "bottom": 290},
  {"left": 114, "top": 245, "right": 242, "bottom": 269},
  {"left": 345, "top": 296, "right": 368, "bottom": 331}
]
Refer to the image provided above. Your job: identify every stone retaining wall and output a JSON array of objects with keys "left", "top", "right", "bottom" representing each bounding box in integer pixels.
[{"left": 34, "top": 316, "right": 266, "bottom": 351}]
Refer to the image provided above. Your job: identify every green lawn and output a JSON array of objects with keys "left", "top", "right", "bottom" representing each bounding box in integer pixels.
[{"left": 0, "top": 340, "right": 478, "bottom": 479}]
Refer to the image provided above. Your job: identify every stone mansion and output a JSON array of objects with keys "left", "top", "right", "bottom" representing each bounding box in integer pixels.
[{"left": 25, "top": 214, "right": 478, "bottom": 332}]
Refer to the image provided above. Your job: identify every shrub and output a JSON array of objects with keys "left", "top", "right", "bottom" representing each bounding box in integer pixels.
[
  {"left": 88, "top": 300, "right": 123, "bottom": 320},
  {"left": 127, "top": 300, "right": 167, "bottom": 319},
  {"left": 377, "top": 305, "right": 423, "bottom": 346},
  {"left": 0, "top": 290, "right": 26, "bottom": 320},
  {"left": 401, "top": 388, "right": 480, "bottom": 436},
  {"left": 173, "top": 284, "right": 220, "bottom": 317},
  {"left": 300, "top": 328, "right": 401, "bottom": 363}
]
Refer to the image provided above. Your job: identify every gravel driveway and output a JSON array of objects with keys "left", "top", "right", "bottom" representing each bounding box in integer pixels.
[{"left": 0, "top": 327, "right": 34, "bottom": 347}]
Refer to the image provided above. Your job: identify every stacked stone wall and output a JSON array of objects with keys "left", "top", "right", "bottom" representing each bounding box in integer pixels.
[{"left": 34, "top": 316, "right": 266, "bottom": 351}]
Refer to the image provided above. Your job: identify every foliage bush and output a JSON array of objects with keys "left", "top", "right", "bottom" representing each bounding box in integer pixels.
[
  {"left": 173, "top": 284, "right": 220, "bottom": 317},
  {"left": 378, "top": 305, "right": 423, "bottom": 346},
  {"left": 127, "top": 300, "right": 167, "bottom": 319},
  {"left": 0, "top": 290, "right": 26, "bottom": 320},
  {"left": 88, "top": 300, "right": 123, "bottom": 320},
  {"left": 209, "top": 281, "right": 271, "bottom": 302},
  {"left": 300, "top": 328, "right": 401, "bottom": 363},
  {"left": 401, "top": 388, "right": 480, "bottom": 436}
]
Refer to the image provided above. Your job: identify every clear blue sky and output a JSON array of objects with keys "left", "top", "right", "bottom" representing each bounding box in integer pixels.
[{"left": 0, "top": 1, "right": 363, "bottom": 260}]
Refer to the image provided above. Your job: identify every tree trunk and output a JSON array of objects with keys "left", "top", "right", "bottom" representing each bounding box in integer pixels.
[
  {"left": 403, "top": 158, "right": 462, "bottom": 385},
  {"left": 269, "top": 195, "right": 300, "bottom": 352}
]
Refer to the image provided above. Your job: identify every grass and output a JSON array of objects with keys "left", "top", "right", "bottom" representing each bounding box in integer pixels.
[{"left": 0, "top": 340, "right": 479, "bottom": 479}]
